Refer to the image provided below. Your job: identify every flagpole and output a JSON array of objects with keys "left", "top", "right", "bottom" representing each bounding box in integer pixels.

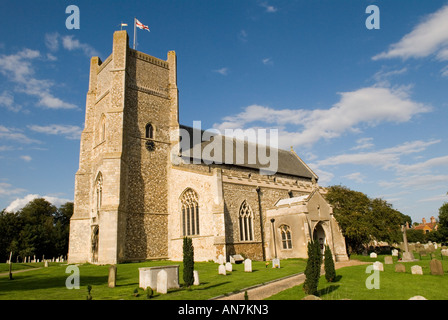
[{"left": 133, "top": 17, "right": 137, "bottom": 50}]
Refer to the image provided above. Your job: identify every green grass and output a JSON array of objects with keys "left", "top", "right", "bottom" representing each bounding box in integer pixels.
[
  {"left": 0, "top": 259, "right": 306, "bottom": 300},
  {"left": 267, "top": 254, "right": 448, "bottom": 300}
]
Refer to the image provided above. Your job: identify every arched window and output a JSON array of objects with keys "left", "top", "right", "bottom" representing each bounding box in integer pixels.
[
  {"left": 145, "top": 123, "right": 154, "bottom": 139},
  {"left": 239, "top": 200, "right": 254, "bottom": 242},
  {"left": 280, "top": 225, "right": 292, "bottom": 249},
  {"left": 180, "top": 188, "right": 199, "bottom": 236},
  {"left": 95, "top": 172, "right": 103, "bottom": 216}
]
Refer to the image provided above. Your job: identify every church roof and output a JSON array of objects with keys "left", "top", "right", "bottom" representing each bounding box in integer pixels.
[
  {"left": 177, "top": 124, "right": 318, "bottom": 180},
  {"left": 274, "top": 195, "right": 310, "bottom": 206}
]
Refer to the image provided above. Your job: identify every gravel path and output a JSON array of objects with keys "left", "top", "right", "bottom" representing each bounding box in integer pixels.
[{"left": 212, "top": 259, "right": 369, "bottom": 300}]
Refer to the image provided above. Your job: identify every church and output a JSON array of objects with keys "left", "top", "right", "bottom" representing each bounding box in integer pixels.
[{"left": 68, "top": 31, "right": 348, "bottom": 265}]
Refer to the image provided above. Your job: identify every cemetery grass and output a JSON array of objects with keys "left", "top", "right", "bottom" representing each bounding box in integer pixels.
[
  {"left": 0, "top": 259, "right": 307, "bottom": 300},
  {"left": 267, "top": 254, "right": 448, "bottom": 300}
]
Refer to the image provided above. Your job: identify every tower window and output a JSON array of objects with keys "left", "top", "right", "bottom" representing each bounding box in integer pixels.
[{"left": 145, "top": 123, "right": 154, "bottom": 139}]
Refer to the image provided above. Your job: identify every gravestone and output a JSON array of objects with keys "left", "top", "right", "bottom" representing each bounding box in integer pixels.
[
  {"left": 217, "top": 254, "right": 225, "bottom": 265},
  {"left": 193, "top": 270, "right": 200, "bottom": 285},
  {"left": 272, "top": 258, "right": 280, "bottom": 268},
  {"left": 218, "top": 264, "right": 226, "bottom": 275},
  {"left": 409, "top": 295, "right": 427, "bottom": 300},
  {"left": 230, "top": 256, "right": 235, "bottom": 264},
  {"left": 244, "top": 259, "right": 252, "bottom": 272},
  {"left": 139, "top": 265, "right": 179, "bottom": 290},
  {"left": 419, "top": 250, "right": 427, "bottom": 257},
  {"left": 232, "top": 254, "right": 245, "bottom": 264},
  {"left": 430, "top": 259, "right": 443, "bottom": 275},
  {"left": 225, "top": 262, "right": 232, "bottom": 272},
  {"left": 384, "top": 256, "right": 393, "bottom": 265},
  {"left": 370, "top": 252, "right": 377, "bottom": 258},
  {"left": 395, "top": 263, "right": 406, "bottom": 273},
  {"left": 442, "top": 249, "right": 448, "bottom": 257},
  {"left": 156, "top": 270, "right": 168, "bottom": 294},
  {"left": 108, "top": 264, "right": 117, "bottom": 288},
  {"left": 411, "top": 265, "right": 423, "bottom": 275},
  {"left": 44, "top": 260, "right": 48, "bottom": 268},
  {"left": 392, "top": 249, "right": 399, "bottom": 257},
  {"left": 373, "top": 261, "right": 384, "bottom": 271}
]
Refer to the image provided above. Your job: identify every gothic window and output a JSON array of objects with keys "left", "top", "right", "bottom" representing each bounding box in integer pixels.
[
  {"left": 95, "top": 172, "right": 103, "bottom": 216},
  {"left": 180, "top": 188, "right": 199, "bottom": 236},
  {"left": 280, "top": 225, "right": 292, "bottom": 249},
  {"left": 145, "top": 123, "right": 154, "bottom": 139},
  {"left": 239, "top": 200, "right": 254, "bottom": 242}
]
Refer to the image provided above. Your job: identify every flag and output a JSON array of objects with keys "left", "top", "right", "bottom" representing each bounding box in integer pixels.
[
  {"left": 135, "top": 19, "right": 150, "bottom": 32},
  {"left": 121, "top": 23, "right": 128, "bottom": 27}
]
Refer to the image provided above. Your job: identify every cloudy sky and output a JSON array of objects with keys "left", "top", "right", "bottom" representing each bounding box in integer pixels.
[{"left": 0, "top": 1, "right": 447, "bottom": 224}]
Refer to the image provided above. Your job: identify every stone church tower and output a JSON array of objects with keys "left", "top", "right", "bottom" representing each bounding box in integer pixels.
[
  {"left": 68, "top": 31, "right": 348, "bottom": 265},
  {"left": 69, "top": 31, "right": 179, "bottom": 264}
]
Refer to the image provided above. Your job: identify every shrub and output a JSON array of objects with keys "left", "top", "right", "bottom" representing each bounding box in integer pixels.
[
  {"left": 146, "top": 287, "right": 153, "bottom": 299},
  {"left": 183, "top": 237, "right": 194, "bottom": 287},
  {"left": 324, "top": 245, "right": 336, "bottom": 282},
  {"left": 86, "top": 284, "right": 92, "bottom": 300},
  {"left": 303, "top": 240, "right": 322, "bottom": 295}
]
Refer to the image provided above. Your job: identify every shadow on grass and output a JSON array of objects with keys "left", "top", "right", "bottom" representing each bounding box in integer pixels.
[{"left": 317, "top": 285, "right": 340, "bottom": 297}]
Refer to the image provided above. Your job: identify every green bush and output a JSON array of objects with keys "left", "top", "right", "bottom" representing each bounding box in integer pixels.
[
  {"left": 303, "top": 240, "right": 322, "bottom": 295},
  {"left": 324, "top": 245, "right": 336, "bottom": 282},
  {"left": 183, "top": 237, "right": 194, "bottom": 287}
]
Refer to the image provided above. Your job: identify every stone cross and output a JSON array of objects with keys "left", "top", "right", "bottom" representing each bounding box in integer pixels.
[{"left": 401, "top": 224, "right": 409, "bottom": 253}]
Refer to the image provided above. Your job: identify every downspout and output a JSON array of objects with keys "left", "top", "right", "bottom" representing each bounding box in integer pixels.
[{"left": 256, "top": 186, "right": 266, "bottom": 261}]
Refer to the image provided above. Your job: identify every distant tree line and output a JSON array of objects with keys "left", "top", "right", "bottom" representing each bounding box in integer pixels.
[
  {"left": 0, "top": 198, "right": 73, "bottom": 262},
  {"left": 325, "top": 185, "right": 412, "bottom": 254},
  {"left": 325, "top": 186, "right": 448, "bottom": 254}
]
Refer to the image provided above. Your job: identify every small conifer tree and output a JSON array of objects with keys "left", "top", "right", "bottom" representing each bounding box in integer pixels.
[
  {"left": 183, "top": 237, "right": 194, "bottom": 287},
  {"left": 324, "top": 245, "right": 336, "bottom": 282},
  {"left": 303, "top": 239, "right": 322, "bottom": 295}
]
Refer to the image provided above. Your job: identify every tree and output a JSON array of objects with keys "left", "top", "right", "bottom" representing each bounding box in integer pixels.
[
  {"left": 324, "top": 245, "right": 336, "bottom": 283},
  {"left": 438, "top": 202, "right": 448, "bottom": 241},
  {"left": 303, "top": 239, "right": 322, "bottom": 295},
  {"left": 182, "top": 237, "right": 194, "bottom": 287}
]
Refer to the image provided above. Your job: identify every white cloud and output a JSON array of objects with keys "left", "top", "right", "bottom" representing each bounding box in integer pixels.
[
  {"left": 45, "top": 32, "right": 99, "bottom": 57},
  {"left": 351, "top": 137, "right": 374, "bottom": 150},
  {"left": 373, "top": 5, "right": 448, "bottom": 61},
  {"left": 20, "top": 155, "right": 32, "bottom": 162},
  {"left": 0, "top": 182, "right": 26, "bottom": 197},
  {"left": 214, "top": 86, "right": 431, "bottom": 148},
  {"left": 213, "top": 67, "right": 229, "bottom": 76},
  {"left": 418, "top": 194, "right": 448, "bottom": 203},
  {"left": 342, "top": 172, "right": 366, "bottom": 183},
  {"left": 0, "top": 90, "right": 21, "bottom": 112},
  {"left": 0, "top": 49, "right": 78, "bottom": 110},
  {"left": 0, "top": 125, "right": 40, "bottom": 144},
  {"left": 28, "top": 124, "right": 82, "bottom": 140},
  {"left": 260, "top": 1, "right": 277, "bottom": 13},
  {"left": 238, "top": 30, "right": 248, "bottom": 42},
  {"left": 5, "top": 194, "right": 72, "bottom": 212},
  {"left": 262, "top": 58, "right": 273, "bottom": 65}
]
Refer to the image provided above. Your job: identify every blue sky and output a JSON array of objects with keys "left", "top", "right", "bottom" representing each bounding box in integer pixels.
[{"left": 0, "top": 0, "right": 447, "bottom": 224}]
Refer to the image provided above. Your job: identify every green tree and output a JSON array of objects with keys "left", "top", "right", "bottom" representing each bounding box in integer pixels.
[
  {"left": 438, "top": 202, "right": 448, "bottom": 241},
  {"left": 182, "top": 237, "right": 194, "bottom": 287},
  {"left": 303, "top": 239, "right": 322, "bottom": 295},
  {"left": 324, "top": 245, "right": 336, "bottom": 283}
]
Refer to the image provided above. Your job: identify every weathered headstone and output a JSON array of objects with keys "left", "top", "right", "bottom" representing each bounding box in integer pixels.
[
  {"left": 244, "top": 259, "right": 252, "bottom": 272},
  {"left": 411, "top": 265, "right": 423, "bottom": 275},
  {"left": 217, "top": 254, "right": 225, "bottom": 265},
  {"left": 272, "top": 258, "right": 280, "bottom": 268},
  {"left": 442, "top": 249, "right": 448, "bottom": 257},
  {"left": 225, "top": 262, "right": 232, "bottom": 272},
  {"left": 44, "top": 260, "right": 48, "bottom": 268},
  {"left": 384, "top": 256, "right": 393, "bottom": 265},
  {"left": 373, "top": 261, "right": 384, "bottom": 271},
  {"left": 193, "top": 270, "right": 200, "bottom": 285},
  {"left": 108, "top": 264, "right": 117, "bottom": 288},
  {"left": 218, "top": 264, "right": 226, "bottom": 275},
  {"left": 392, "top": 249, "right": 398, "bottom": 257},
  {"left": 370, "top": 252, "right": 377, "bottom": 258},
  {"left": 232, "top": 254, "right": 245, "bottom": 264},
  {"left": 156, "top": 270, "right": 168, "bottom": 294},
  {"left": 395, "top": 263, "right": 406, "bottom": 273},
  {"left": 230, "top": 256, "right": 235, "bottom": 264},
  {"left": 430, "top": 259, "right": 443, "bottom": 275}
]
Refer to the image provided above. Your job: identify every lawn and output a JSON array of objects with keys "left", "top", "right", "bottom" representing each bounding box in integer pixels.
[
  {"left": 267, "top": 254, "right": 448, "bottom": 300},
  {"left": 0, "top": 259, "right": 307, "bottom": 300}
]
